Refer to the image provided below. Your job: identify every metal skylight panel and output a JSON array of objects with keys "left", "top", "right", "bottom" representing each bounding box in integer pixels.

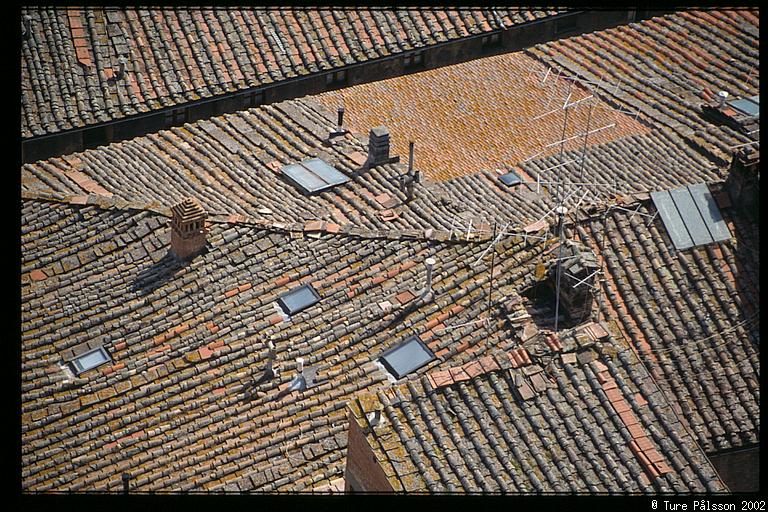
[
  {"left": 281, "top": 158, "right": 349, "bottom": 194},
  {"left": 668, "top": 187, "right": 713, "bottom": 247},
  {"left": 652, "top": 183, "right": 731, "bottom": 251},
  {"left": 277, "top": 284, "right": 321, "bottom": 316},
  {"left": 379, "top": 336, "right": 435, "bottom": 379},
  {"left": 687, "top": 183, "right": 732, "bottom": 243},
  {"left": 728, "top": 97, "right": 759, "bottom": 118},
  {"left": 71, "top": 346, "right": 111, "bottom": 375},
  {"left": 498, "top": 170, "right": 522, "bottom": 187},
  {"left": 651, "top": 190, "right": 694, "bottom": 250}
]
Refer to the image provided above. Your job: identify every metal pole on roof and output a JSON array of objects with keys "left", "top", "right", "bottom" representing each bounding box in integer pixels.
[
  {"left": 597, "top": 209, "right": 609, "bottom": 322},
  {"left": 556, "top": 78, "right": 574, "bottom": 206},
  {"left": 577, "top": 97, "right": 596, "bottom": 184},
  {"left": 486, "top": 222, "right": 498, "bottom": 340},
  {"left": 553, "top": 206, "right": 568, "bottom": 333}
]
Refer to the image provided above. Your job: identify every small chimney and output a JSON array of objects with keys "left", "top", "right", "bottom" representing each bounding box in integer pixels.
[
  {"left": 425, "top": 257, "right": 436, "bottom": 295},
  {"left": 265, "top": 340, "right": 279, "bottom": 378},
  {"left": 296, "top": 357, "right": 304, "bottom": 374},
  {"left": 367, "top": 126, "right": 392, "bottom": 167},
  {"left": 725, "top": 148, "right": 760, "bottom": 222},
  {"left": 410, "top": 141, "right": 421, "bottom": 184},
  {"left": 122, "top": 472, "right": 130, "bottom": 494},
  {"left": 337, "top": 107, "right": 345, "bottom": 132},
  {"left": 418, "top": 257, "right": 436, "bottom": 302},
  {"left": 325, "top": 105, "right": 349, "bottom": 144},
  {"left": 407, "top": 140, "right": 415, "bottom": 176},
  {"left": 399, "top": 140, "right": 418, "bottom": 201},
  {"left": 170, "top": 197, "right": 208, "bottom": 260},
  {"left": 717, "top": 90, "right": 729, "bottom": 108},
  {"left": 115, "top": 56, "right": 127, "bottom": 80},
  {"left": 548, "top": 241, "right": 598, "bottom": 324}
]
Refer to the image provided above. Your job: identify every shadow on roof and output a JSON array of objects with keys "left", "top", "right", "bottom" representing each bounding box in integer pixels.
[{"left": 131, "top": 250, "right": 185, "bottom": 296}]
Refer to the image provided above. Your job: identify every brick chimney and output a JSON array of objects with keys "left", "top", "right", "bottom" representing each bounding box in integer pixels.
[
  {"left": 365, "top": 126, "right": 400, "bottom": 168},
  {"left": 725, "top": 148, "right": 759, "bottom": 222},
  {"left": 170, "top": 197, "right": 208, "bottom": 260},
  {"left": 548, "top": 241, "right": 599, "bottom": 323}
]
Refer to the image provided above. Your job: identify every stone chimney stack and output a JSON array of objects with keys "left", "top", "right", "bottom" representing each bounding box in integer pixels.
[
  {"left": 725, "top": 148, "right": 760, "bottom": 222},
  {"left": 548, "top": 241, "right": 599, "bottom": 323},
  {"left": 170, "top": 197, "right": 208, "bottom": 260},
  {"left": 366, "top": 126, "right": 403, "bottom": 168}
]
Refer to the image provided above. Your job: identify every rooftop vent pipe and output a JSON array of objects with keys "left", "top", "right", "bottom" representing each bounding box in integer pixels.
[
  {"left": 369, "top": 409, "right": 382, "bottom": 426},
  {"left": 115, "top": 56, "right": 127, "bottom": 80},
  {"left": 418, "top": 257, "right": 436, "bottom": 302},
  {"left": 296, "top": 357, "right": 304, "bottom": 374},
  {"left": 337, "top": 107, "right": 345, "bottom": 132},
  {"left": 401, "top": 140, "right": 418, "bottom": 200},
  {"left": 717, "top": 90, "right": 729, "bottom": 107},
  {"left": 326, "top": 105, "right": 349, "bottom": 143},
  {"left": 265, "top": 340, "right": 279, "bottom": 379},
  {"left": 122, "top": 473, "right": 130, "bottom": 494}
]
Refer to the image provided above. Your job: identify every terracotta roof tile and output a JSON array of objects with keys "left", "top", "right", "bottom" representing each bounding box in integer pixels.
[{"left": 22, "top": 7, "right": 561, "bottom": 139}]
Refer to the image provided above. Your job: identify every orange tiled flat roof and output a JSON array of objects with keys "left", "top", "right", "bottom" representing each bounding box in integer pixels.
[{"left": 317, "top": 52, "right": 649, "bottom": 181}]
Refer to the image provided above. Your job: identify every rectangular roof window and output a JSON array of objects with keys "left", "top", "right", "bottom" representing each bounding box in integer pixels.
[
  {"left": 282, "top": 158, "right": 349, "bottom": 194},
  {"left": 277, "top": 284, "right": 321, "bottom": 316},
  {"left": 728, "top": 96, "right": 759, "bottom": 118},
  {"left": 71, "top": 347, "right": 111, "bottom": 375},
  {"left": 379, "top": 336, "right": 435, "bottom": 379},
  {"left": 651, "top": 183, "right": 732, "bottom": 251},
  {"left": 499, "top": 170, "right": 522, "bottom": 187}
]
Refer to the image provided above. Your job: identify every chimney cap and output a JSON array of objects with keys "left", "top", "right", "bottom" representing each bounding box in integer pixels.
[
  {"left": 171, "top": 197, "right": 206, "bottom": 222},
  {"left": 717, "top": 90, "right": 729, "bottom": 99},
  {"left": 370, "top": 126, "right": 389, "bottom": 138},
  {"left": 425, "top": 257, "right": 436, "bottom": 267}
]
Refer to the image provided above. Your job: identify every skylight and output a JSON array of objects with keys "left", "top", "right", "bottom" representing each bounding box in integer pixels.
[
  {"left": 728, "top": 96, "right": 759, "bottom": 118},
  {"left": 70, "top": 346, "right": 111, "bottom": 375},
  {"left": 277, "top": 284, "right": 321, "bottom": 316},
  {"left": 651, "top": 183, "right": 731, "bottom": 251},
  {"left": 498, "top": 170, "right": 522, "bottom": 187},
  {"left": 281, "top": 158, "right": 349, "bottom": 194},
  {"left": 379, "top": 336, "right": 435, "bottom": 379}
]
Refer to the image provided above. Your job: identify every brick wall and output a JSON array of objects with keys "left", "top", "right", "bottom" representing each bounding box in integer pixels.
[{"left": 343, "top": 407, "right": 394, "bottom": 493}]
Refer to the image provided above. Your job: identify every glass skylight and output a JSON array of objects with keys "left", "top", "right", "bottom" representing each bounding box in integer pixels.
[
  {"left": 277, "top": 284, "right": 321, "bottom": 316},
  {"left": 379, "top": 336, "right": 435, "bottom": 379},
  {"left": 71, "top": 346, "right": 111, "bottom": 375},
  {"left": 282, "top": 158, "right": 349, "bottom": 194}
]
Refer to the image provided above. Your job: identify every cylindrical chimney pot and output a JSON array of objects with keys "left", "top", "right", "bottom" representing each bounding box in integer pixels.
[
  {"left": 337, "top": 107, "right": 345, "bottom": 129},
  {"left": 296, "top": 357, "right": 304, "bottom": 373},
  {"left": 408, "top": 141, "right": 415, "bottom": 176},
  {"left": 425, "top": 257, "right": 436, "bottom": 293},
  {"left": 122, "top": 473, "right": 130, "bottom": 494}
]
